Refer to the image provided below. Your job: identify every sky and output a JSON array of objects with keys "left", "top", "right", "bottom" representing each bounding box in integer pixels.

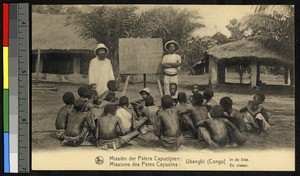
[{"left": 134, "top": 5, "right": 255, "bottom": 37}]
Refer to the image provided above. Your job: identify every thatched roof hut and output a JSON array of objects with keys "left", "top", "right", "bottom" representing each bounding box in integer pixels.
[
  {"left": 206, "top": 39, "right": 294, "bottom": 87},
  {"left": 32, "top": 13, "right": 97, "bottom": 51},
  {"left": 32, "top": 13, "right": 98, "bottom": 83},
  {"left": 207, "top": 39, "right": 294, "bottom": 66}
]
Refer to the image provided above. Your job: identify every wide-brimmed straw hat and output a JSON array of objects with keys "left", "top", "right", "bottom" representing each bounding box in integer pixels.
[
  {"left": 164, "top": 40, "right": 180, "bottom": 52},
  {"left": 94, "top": 43, "right": 109, "bottom": 56}
]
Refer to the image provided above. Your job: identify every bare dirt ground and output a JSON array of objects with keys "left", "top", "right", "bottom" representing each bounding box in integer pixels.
[{"left": 32, "top": 73, "right": 295, "bottom": 151}]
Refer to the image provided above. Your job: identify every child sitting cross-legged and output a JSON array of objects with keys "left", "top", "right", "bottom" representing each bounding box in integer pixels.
[
  {"left": 196, "top": 105, "right": 247, "bottom": 148},
  {"left": 175, "top": 92, "right": 196, "bottom": 135},
  {"left": 62, "top": 99, "right": 96, "bottom": 146},
  {"left": 116, "top": 96, "right": 148, "bottom": 134},
  {"left": 96, "top": 104, "right": 139, "bottom": 150},
  {"left": 55, "top": 92, "right": 75, "bottom": 140},
  {"left": 220, "top": 97, "right": 248, "bottom": 133},
  {"left": 154, "top": 95, "right": 183, "bottom": 151},
  {"left": 240, "top": 93, "right": 270, "bottom": 134}
]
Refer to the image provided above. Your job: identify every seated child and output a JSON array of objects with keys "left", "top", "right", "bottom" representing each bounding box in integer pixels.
[
  {"left": 96, "top": 80, "right": 118, "bottom": 104},
  {"left": 98, "top": 91, "right": 118, "bottom": 109},
  {"left": 96, "top": 104, "right": 139, "bottom": 150},
  {"left": 203, "top": 88, "right": 218, "bottom": 113},
  {"left": 55, "top": 92, "right": 75, "bottom": 140},
  {"left": 154, "top": 95, "right": 183, "bottom": 151},
  {"left": 178, "top": 93, "right": 210, "bottom": 139},
  {"left": 175, "top": 92, "right": 196, "bottom": 134},
  {"left": 131, "top": 87, "right": 151, "bottom": 117},
  {"left": 83, "top": 89, "right": 98, "bottom": 112},
  {"left": 169, "top": 83, "right": 178, "bottom": 106},
  {"left": 62, "top": 99, "right": 96, "bottom": 146},
  {"left": 179, "top": 93, "right": 210, "bottom": 128},
  {"left": 240, "top": 93, "right": 270, "bottom": 132},
  {"left": 197, "top": 105, "right": 247, "bottom": 148},
  {"left": 78, "top": 85, "right": 88, "bottom": 101},
  {"left": 188, "top": 84, "right": 200, "bottom": 103},
  {"left": 220, "top": 97, "right": 248, "bottom": 133},
  {"left": 141, "top": 95, "right": 159, "bottom": 125},
  {"left": 116, "top": 96, "right": 148, "bottom": 134}
]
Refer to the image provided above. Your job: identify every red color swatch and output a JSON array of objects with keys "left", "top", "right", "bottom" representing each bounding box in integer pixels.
[{"left": 3, "top": 3, "right": 9, "bottom": 46}]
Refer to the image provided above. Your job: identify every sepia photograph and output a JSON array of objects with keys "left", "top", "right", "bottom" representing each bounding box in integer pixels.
[{"left": 31, "top": 4, "right": 295, "bottom": 171}]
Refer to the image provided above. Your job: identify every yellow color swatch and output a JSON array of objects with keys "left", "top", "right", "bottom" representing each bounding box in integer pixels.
[{"left": 3, "top": 47, "right": 9, "bottom": 89}]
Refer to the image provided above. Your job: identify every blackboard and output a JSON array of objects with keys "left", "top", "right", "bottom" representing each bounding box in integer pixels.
[{"left": 119, "top": 38, "right": 163, "bottom": 74}]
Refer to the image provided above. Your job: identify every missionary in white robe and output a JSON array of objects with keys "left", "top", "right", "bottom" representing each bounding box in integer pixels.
[{"left": 89, "top": 43, "right": 115, "bottom": 95}]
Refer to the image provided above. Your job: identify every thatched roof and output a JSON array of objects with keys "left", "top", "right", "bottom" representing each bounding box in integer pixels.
[
  {"left": 207, "top": 39, "right": 294, "bottom": 65},
  {"left": 32, "top": 13, "right": 97, "bottom": 51}
]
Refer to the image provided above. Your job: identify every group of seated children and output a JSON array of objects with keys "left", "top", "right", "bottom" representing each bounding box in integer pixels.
[
  {"left": 55, "top": 80, "right": 155, "bottom": 149},
  {"left": 155, "top": 83, "right": 269, "bottom": 150},
  {"left": 55, "top": 81, "right": 270, "bottom": 151}
]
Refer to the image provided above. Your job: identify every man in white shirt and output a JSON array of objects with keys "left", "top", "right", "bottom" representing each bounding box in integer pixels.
[
  {"left": 161, "top": 40, "right": 182, "bottom": 95},
  {"left": 89, "top": 43, "right": 115, "bottom": 95}
]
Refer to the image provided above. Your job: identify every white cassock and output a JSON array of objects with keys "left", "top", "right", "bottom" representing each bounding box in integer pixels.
[{"left": 88, "top": 57, "right": 115, "bottom": 95}]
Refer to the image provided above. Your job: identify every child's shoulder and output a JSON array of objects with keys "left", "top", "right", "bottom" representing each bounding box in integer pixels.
[
  {"left": 231, "top": 108, "right": 241, "bottom": 115},
  {"left": 207, "top": 99, "right": 218, "bottom": 105},
  {"left": 59, "top": 105, "right": 72, "bottom": 112}
]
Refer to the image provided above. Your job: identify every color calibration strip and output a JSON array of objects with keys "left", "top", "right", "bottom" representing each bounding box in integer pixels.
[
  {"left": 3, "top": 3, "right": 10, "bottom": 173},
  {"left": 9, "top": 3, "right": 19, "bottom": 173},
  {"left": 3, "top": 3, "right": 29, "bottom": 173},
  {"left": 17, "top": 3, "right": 30, "bottom": 173}
]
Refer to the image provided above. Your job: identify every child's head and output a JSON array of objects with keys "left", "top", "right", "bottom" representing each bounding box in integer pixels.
[
  {"left": 78, "top": 86, "right": 88, "bottom": 98},
  {"left": 169, "top": 83, "right": 178, "bottom": 95},
  {"left": 210, "top": 105, "right": 225, "bottom": 119},
  {"left": 86, "top": 89, "right": 95, "bottom": 99},
  {"left": 144, "top": 95, "right": 154, "bottom": 106},
  {"left": 73, "top": 99, "right": 85, "bottom": 111},
  {"left": 219, "top": 97, "right": 233, "bottom": 112},
  {"left": 104, "top": 91, "right": 116, "bottom": 102},
  {"left": 119, "top": 96, "right": 129, "bottom": 107},
  {"left": 203, "top": 88, "right": 214, "bottom": 100},
  {"left": 139, "top": 87, "right": 150, "bottom": 99},
  {"left": 177, "top": 92, "right": 187, "bottom": 103},
  {"left": 192, "top": 93, "right": 204, "bottom": 106},
  {"left": 253, "top": 93, "right": 265, "bottom": 105},
  {"left": 104, "top": 104, "right": 117, "bottom": 116},
  {"left": 191, "top": 84, "right": 199, "bottom": 94},
  {"left": 161, "top": 95, "right": 173, "bottom": 109},
  {"left": 63, "top": 92, "right": 75, "bottom": 105},
  {"left": 92, "top": 89, "right": 98, "bottom": 97},
  {"left": 107, "top": 80, "right": 118, "bottom": 91}
]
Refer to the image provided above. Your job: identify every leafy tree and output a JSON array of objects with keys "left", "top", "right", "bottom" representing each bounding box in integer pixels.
[
  {"left": 225, "top": 18, "right": 246, "bottom": 41},
  {"left": 211, "top": 32, "right": 228, "bottom": 45},
  {"left": 244, "top": 5, "right": 294, "bottom": 60},
  {"left": 67, "top": 6, "right": 205, "bottom": 73},
  {"left": 32, "top": 5, "right": 82, "bottom": 15},
  {"left": 67, "top": 6, "right": 138, "bottom": 74},
  {"left": 180, "top": 36, "right": 206, "bottom": 70}
]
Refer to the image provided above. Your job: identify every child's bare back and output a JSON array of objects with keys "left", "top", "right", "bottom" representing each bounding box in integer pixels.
[
  {"left": 56, "top": 92, "right": 75, "bottom": 130},
  {"left": 158, "top": 109, "right": 182, "bottom": 137},
  {"left": 98, "top": 115, "right": 124, "bottom": 140},
  {"left": 65, "top": 111, "right": 92, "bottom": 137},
  {"left": 200, "top": 118, "right": 229, "bottom": 145},
  {"left": 191, "top": 106, "right": 209, "bottom": 124},
  {"left": 56, "top": 106, "right": 72, "bottom": 130}
]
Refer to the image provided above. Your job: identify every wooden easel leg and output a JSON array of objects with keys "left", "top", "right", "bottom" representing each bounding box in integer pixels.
[
  {"left": 122, "top": 75, "right": 130, "bottom": 96},
  {"left": 143, "top": 74, "right": 146, "bottom": 88},
  {"left": 35, "top": 49, "right": 41, "bottom": 85},
  {"left": 156, "top": 75, "right": 163, "bottom": 97}
]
